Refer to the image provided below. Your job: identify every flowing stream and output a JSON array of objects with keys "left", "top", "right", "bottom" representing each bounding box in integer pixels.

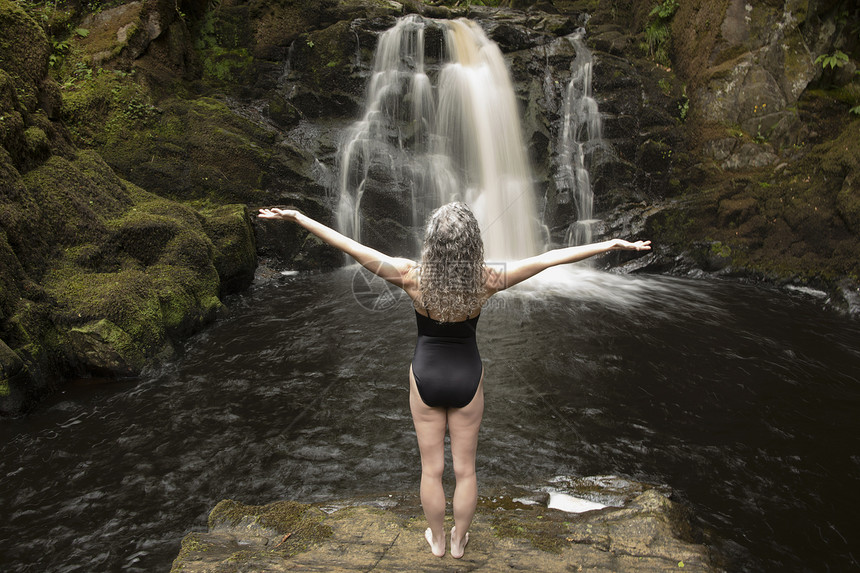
[{"left": 1, "top": 269, "right": 859, "bottom": 572}]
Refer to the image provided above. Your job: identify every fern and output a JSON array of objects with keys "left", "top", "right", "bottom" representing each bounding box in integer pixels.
[{"left": 644, "top": 0, "right": 679, "bottom": 67}]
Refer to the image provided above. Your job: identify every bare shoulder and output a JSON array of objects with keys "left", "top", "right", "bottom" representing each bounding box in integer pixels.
[
  {"left": 396, "top": 259, "right": 421, "bottom": 295},
  {"left": 483, "top": 263, "right": 507, "bottom": 294}
]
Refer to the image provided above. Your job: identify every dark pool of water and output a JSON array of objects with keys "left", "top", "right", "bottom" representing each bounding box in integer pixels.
[{"left": 1, "top": 267, "right": 858, "bottom": 572}]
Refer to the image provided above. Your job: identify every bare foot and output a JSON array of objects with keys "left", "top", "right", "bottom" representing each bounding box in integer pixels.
[
  {"left": 451, "top": 526, "right": 470, "bottom": 559},
  {"left": 425, "top": 527, "right": 445, "bottom": 557}
]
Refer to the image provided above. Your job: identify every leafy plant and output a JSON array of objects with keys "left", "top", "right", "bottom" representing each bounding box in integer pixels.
[
  {"left": 650, "top": 0, "right": 679, "bottom": 19},
  {"left": 643, "top": 0, "right": 679, "bottom": 67},
  {"left": 49, "top": 38, "right": 70, "bottom": 67},
  {"left": 815, "top": 50, "right": 849, "bottom": 69},
  {"left": 850, "top": 105, "right": 860, "bottom": 116},
  {"left": 678, "top": 96, "right": 689, "bottom": 121}
]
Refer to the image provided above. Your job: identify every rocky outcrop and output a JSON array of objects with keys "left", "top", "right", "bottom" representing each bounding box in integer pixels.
[
  {"left": 632, "top": 0, "right": 860, "bottom": 307},
  {"left": 0, "top": 0, "right": 257, "bottom": 414},
  {"left": 172, "top": 487, "right": 722, "bottom": 572}
]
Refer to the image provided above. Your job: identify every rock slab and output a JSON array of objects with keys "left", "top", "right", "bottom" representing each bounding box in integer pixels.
[{"left": 172, "top": 490, "right": 722, "bottom": 572}]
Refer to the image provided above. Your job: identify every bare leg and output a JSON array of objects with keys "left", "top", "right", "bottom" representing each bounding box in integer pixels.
[
  {"left": 409, "top": 368, "right": 447, "bottom": 557},
  {"left": 448, "top": 378, "right": 484, "bottom": 558}
]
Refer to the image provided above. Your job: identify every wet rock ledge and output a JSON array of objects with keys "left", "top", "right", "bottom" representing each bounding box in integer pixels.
[{"left": 172, "top": 486, "right": 722, "bottom": 572}]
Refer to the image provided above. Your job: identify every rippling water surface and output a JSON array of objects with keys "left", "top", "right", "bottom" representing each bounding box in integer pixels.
[{"left": 1, "top": 267, "right": 859, "bottom": 571}]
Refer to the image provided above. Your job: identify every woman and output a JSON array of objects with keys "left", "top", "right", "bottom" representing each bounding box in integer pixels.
[{"left": 257, "top": 202, "right": 650, "bottom": 558}]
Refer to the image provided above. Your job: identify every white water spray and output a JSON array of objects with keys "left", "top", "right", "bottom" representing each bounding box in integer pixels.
[{"left": 337, "top": 16, "right": 540, "bottom": 261}]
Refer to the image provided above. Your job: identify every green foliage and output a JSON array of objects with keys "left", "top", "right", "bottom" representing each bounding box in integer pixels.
[
  {"left": 643, "top": 0, "right": 679, "bottom": 67},
  {"left": 678, "top": 96, "right": 689, "bottom": 121},
  {"left": 49, "top": 38, "right": 70, "bottom": 67},
  {"left": 850, "top": 105, "right": 860, "bottom": 116},
  {"left": 47, "top": 28, "right": 86, "bottom": 68},
  {"left": 649, "top": 0, "right": 679, "bottom": 19},
  {"left": 83, "top": 0, "right": 102, "bottom": 14},
  {"left": 815, "top": 50, "right": 849, "bottom": 69},
  {"left": 753, "top": 123, "right": 768, "bottom": 144}
]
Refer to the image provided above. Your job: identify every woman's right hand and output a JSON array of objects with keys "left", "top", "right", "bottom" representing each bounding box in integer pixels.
[
  {"left": 258, "top": 207, "right": 300, "bottom": 221},
  {"left": 610, "top": 239, "right": 651, "bottom": 251}
]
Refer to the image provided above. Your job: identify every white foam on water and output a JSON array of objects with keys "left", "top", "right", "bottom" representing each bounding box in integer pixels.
[{"left": 546, "top": 491, "right": 606, "bottom": 513}]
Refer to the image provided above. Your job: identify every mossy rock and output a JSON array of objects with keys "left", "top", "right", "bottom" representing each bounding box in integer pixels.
[
  {"left": 208, "top": 499, "right": 333, "bottom": 555},
  {"left": 74, "top": 1, "right": 145, "bottom": 66},
  {"left": 63, "top": 78, "right": 274, "bottom": 202},
  {"left": 199, "top": 203, "right": 257, "bottom": 296},
  {"left": 2, "top": 143, "right": 243, "bottom": 395},
  {"left": 0, "top": 0, "right": 50, "bottom": 112},
  {"left": 0, "top": 338, "right": 24, "bottom": 387},
  {"left": 68, "top": 318, "right": 145, "bottom": 374},
  {"left": 40, "top": 180, "right": 224, "bottom": 356}
]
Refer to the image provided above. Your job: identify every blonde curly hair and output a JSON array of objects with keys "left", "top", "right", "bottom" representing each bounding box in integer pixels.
[{"left": 417, "top": 202, "right": 486, "bottom": 322}]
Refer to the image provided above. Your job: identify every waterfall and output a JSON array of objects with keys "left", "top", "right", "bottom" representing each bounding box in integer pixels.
[
  {"left": 336, "top": 15, "right": 540, "bottom": 261},
  {"left": 555, "top": 29, "right": 605, "bottom": 246}
]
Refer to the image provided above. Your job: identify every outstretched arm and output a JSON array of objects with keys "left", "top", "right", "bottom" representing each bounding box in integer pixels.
[
  {"left": 258, "top": 208, "right": 417, "bottom": 288},
  {"left": 488, "top": 239, "right": 651, "bottom": 291}
]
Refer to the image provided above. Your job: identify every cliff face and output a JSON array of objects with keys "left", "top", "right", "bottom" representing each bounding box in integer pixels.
[
  {"left": 1, "top": 0, "right": 858, "bottom": 412},
  {"left": 648, "top": 0, "right": 860, "bottom": 295}
]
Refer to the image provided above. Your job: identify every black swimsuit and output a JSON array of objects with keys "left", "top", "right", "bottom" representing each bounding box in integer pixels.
[{"left": 412, "top": 311, "right": 482, "bottom": 408}]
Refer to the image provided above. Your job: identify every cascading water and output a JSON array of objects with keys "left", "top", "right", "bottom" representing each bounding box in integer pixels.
[
  {"left": 555, "top": 29, "right": 606, "bottom": 246},
  {"left": 337, "top": 15, "right": 540, "bottom": 261}
]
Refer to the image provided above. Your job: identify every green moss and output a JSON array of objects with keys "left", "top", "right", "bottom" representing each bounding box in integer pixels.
[
  {"left": 0, "top": 0, "right": 49, "bottom": 111},
  {"left": 70, "top": 318, "right": 145, "bottom": 371},
  {"left": 199, "top": 204, "right": 256, "bottom": 294},
  {"left": 20, "top": 151, "right": 141, "bottom": 254},
  {"left": 201, "top": 46, "right": 254, "bottom": 83},
  {"left": 23, "top": 125, "right": 48, "bottom": 154},
  {"left": 490, "top": 508, "right": 568, "bottom": 553},
  {"left": 173, "top": 532, "right": 217, "bottom": 570},
  {"left": 24, "top": 164, "right": 224, "bottom": 362},
  {"left": 194, "top": 3, "right": 256, "bottom": 84},
  {"left": 65, "top": 90, "right": 272, "bottom": 203},
  {"left": 208, "top": 500, "right": 333, "bottom": 557},
  {"left": 47, "top": 265, "right": 164, "bottom": 348},
  {"left": 61, "top": 67, "right": 157, "bottom": 147},
  {"left": 710, "top": 241, "right": 732, "bottom": 258}
]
